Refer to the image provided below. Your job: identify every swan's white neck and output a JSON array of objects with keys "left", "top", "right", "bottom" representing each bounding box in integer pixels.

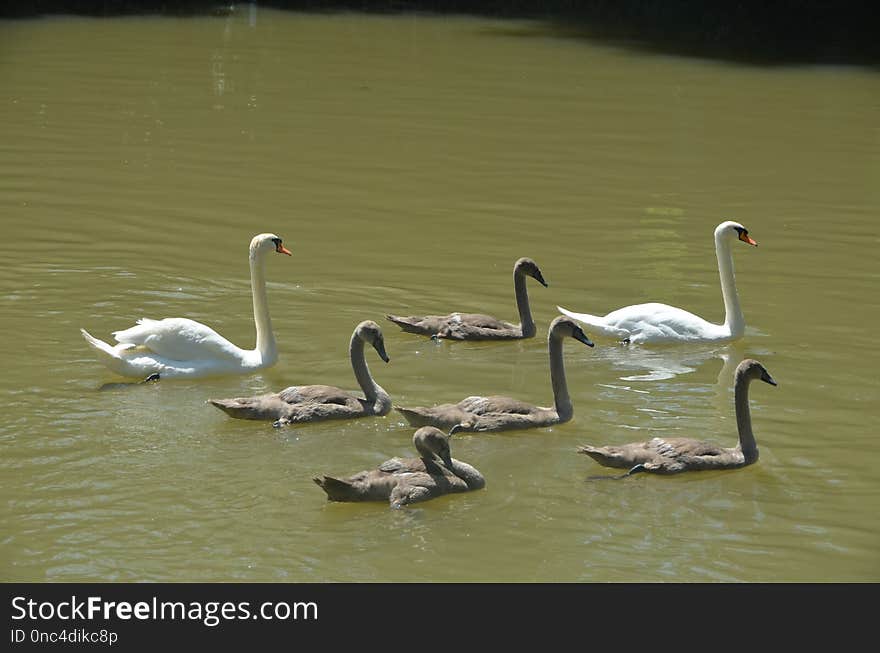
[
  {"left": 715, "top": 230, "right": 745, "bottom": 338},
  {"left": 514, "top": 270, "right": 535, "bottom": 338},
  {"left": 250, "top": 247, "right": 277, "bottom": 364},
  {"left": 548, "top": 333, "right": 572, "bottom": 422},
  {"left": 350, "top": 334, "right": 390, "bottom": 414},
  {"left": 734, "top": 371, "right": 758, "bottom": 464}
]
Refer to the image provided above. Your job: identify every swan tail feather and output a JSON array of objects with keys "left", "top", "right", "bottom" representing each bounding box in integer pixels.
[
  {"left": 556, "top": 306, "right": 629, "bottom": 339},
  {"left": 209, "top": 398, "right": 240, "bottom": 414},
  {"left": 80, "top": 328, "right": 116, "bottom": 357},
  {"left": 208, "top": 398, "right": 262, "bottom": 420},
  {"left": 80, "top": 328, "right": 137, "bottom": 375},
  {"left": 385, "top": 314, "right": 428, "bottom": 335},
  {"left": 577, "top": 444, "right": 614, "bottom": 464},
  {"left": 313, "top": 475, "right": 357, "bottom": 501},
  {"left": 394, "top": 406, "right": 466, "bottom": 431},
  {"left": 577, "top": 445, "right": 632, "bottom": 469},
  {"left": 394, "top": 406, "right": 434, "bottom": 427},
  {"left": 81, "top": 328, "right": 135, "bottom": 358}
]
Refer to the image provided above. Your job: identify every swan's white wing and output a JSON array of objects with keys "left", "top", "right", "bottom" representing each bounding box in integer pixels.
[
  {"left": 560, "top": 302, "right": 728, "bottom": 343},
  {"left": 112, "top": 317, "right": 244, "bottom": 361},
  {"left": 601, "top": 303, "right": 724, "bottom": 343}
]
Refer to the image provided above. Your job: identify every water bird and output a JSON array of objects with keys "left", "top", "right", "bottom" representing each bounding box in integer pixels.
[
  {"left": 395, "top": 316, "right": 593, "bottom": 432},
  {"left": 313, "top": 426, "right": 485, "bottom": 508},
  {"left": 80, "top": 233, "right": 290, "bottom": 380},
  {"left": 558, "top": 221, "right": 757, "bottom": 344},
  {"left": 578, "top": 358, "right": 776, "bottom": 476},
  {"left": 386, "top": 257, "right": 547, "bottom": 340},
  {"left": 210, "top": 320, "right": 391, "bottom": 427}
]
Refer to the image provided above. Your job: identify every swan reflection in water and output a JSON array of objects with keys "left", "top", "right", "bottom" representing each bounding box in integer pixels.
[{"left": 593, "top": 341, "right": 746, "bottom": 384}]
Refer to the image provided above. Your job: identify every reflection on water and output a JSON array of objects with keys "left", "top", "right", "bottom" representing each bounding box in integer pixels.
[
  {"left": 604, "top": 342, "right": 742, "bottom": 382},
  {"left": 0, "top": 10, "right": 878, "bottom": 582}
]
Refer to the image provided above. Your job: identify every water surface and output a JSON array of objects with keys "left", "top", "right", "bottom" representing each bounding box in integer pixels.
[{"left": 1, "top": 9, "right": 878, "bottom": 582}]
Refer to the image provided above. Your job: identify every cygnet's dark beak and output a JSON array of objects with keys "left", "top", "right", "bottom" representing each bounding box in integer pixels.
[
  {"left": 534, "top": 270, "right": 548, "bottom": 287},
  {"left": 761, "top": 371, "right": 777, "bottom": 386},
  {"left": 573, "top": 326, "right": 595, "bottom": 348},
  {"left": 374, "top": 340, "right": 390, "bottom": 363}
]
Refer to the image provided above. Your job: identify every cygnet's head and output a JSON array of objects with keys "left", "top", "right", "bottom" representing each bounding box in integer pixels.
[
  {"left": 413, "top": 426, "right": 453, "bottom": 469},
  {"left": 549, "top": 316, "right": 594, "bottom": 348},
  {"left": 356, "top": 320, "right": 390, "bottom": 363},
  {"left": 514, "top": 257, "right": 548, "bottom": 287},
  {"left": 737, "top": 358, "right": 777, "bottom": 386}
]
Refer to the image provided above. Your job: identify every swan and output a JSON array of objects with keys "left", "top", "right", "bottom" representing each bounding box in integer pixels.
[
  {"left": 386, "top": 257, "right": 547, "bottom": 340},
  {"left": 395, "top": 316, "right": 594, "bottom": 432},
  {"left": 209, "top": 320, "right": 391, "bottom": 427},
  {"left": 313, "top": 426, "right": 485, "bottom": 508},
  {"left": 578, "top": 358, "right": 776, "bottom": 476},
  {"left": 557, "top": 221, "right": 757, "bottom": 344},
  {"left": 80, "top": 232, "right": 290, "bottom": 380}
]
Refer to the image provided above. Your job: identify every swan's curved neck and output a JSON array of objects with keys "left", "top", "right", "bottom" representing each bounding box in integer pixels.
[
  {"left": 514, "top": 270, "right": 535, "bottom": 338},
  {"left": 250, "top": 248, "right": 277, "bottom": 363},
  {"left": 548, "top": 334, "right": 572, "bottom": 422},
  {"left": 449, "top": 460, "right": 484, "bottom": 489},
  {"left": 734, "top": 373, "right": 758, "bottom": 464},
  {"left": 419, "top": 456, "right": 445, "bottom": 475},
  {"left": 715, "top": 232, "right": 744, "bottom": 337},
  {"left": 350, "top": 335, "right": 390, "bottom": 413},
  {"left": 414, "top": 440, "right": 445, "bottom": 473}
]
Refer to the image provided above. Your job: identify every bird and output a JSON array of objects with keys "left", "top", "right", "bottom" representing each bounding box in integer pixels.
[
  {"left": 313, "top": 426, "right": 485, "bottom": 508},
  {"left": 395, "top": 316, "right": 594, "bottom": 432},
  {"left": 80, "top": 233, "right": 290, "bottom": 380},
  {"left": 209, "top": 320, "right": 391, "bottom": 427},
  {"left": 386, "top": 257, "right": 547, "bottom": 340},
  {"left": 557, "top": 220, "right": 757, "bottom": 344},
  {"left": 578, "top": 358, "right": 776, "bottom": 476}
]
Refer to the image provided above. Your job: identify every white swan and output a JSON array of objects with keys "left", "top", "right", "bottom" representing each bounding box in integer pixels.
[
  {"left": 558, "top": 220, "right": 757, "bottom": 344},
  {"left": 80, "top": 233, "right": 291, "bottom": 380}
]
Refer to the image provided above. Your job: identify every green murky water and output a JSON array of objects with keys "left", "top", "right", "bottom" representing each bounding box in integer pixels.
[{"left": 1, "top": 9, "right": 878, "bottom": 581}]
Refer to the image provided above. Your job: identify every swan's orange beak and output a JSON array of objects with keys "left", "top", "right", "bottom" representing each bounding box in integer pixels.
[
  {"left": 739, "top": 232, "right": 757, "bottom": 246},
  {"left": 276, "top": 243, "right": 292, "bottom": 255}
]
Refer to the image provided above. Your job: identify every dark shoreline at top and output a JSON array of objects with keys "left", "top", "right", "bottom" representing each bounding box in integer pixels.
[{"left": 2, "top": 1, "right": 878, "bottom": 67}]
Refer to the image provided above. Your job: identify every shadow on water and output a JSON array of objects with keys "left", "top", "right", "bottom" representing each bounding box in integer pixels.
[
  {"left": 523, "top": 2, "right": 880, "bottom": 68},
  {"left": 2, "top": 1, "right": 877, "bottom": 68},
  {"left": 586, "top": 472, "right": 636, "bottom": 482},
  {"left": 97, "top": 376, "right": 160, "bottom": 392}
]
